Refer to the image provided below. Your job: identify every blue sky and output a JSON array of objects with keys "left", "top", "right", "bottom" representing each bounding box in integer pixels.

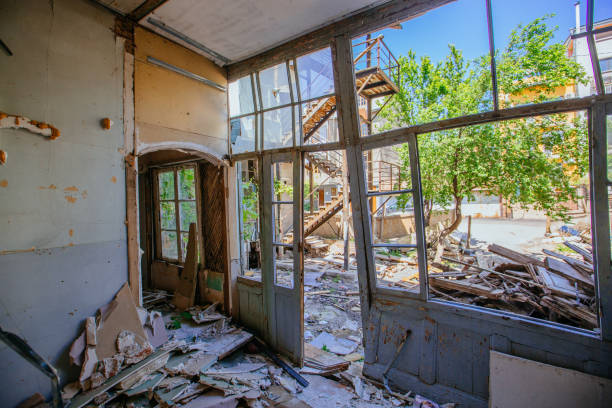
[{"left": 359, "top": 0, "right": 612, "bottom": 64}]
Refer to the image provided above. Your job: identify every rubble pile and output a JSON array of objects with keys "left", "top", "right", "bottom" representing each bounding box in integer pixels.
[
  {"left": 428, "top": 238, "right": 597, "bottom": 330},
  {"left": 50, "top": 282, "right": 449, "bottom": 408}
]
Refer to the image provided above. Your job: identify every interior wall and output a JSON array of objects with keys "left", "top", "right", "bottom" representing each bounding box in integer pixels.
[
  {"left": 0, "top": 0, "right": 127, "bottom": 406},
  {"left": 134, "top": 26, "right": 228, "bottom": 158}
]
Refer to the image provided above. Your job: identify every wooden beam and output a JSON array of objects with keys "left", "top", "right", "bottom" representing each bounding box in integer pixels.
[
  {"left": 227, "top": 0, "right": 453, "bottom": 80},
  {"left": 362, "top": 94, "right": 612, "bottom": 150},
  {"left": 129, "top": 0, "right": 169, "bottom": 21}
]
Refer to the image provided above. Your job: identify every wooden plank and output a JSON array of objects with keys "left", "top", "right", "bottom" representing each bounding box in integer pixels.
[
  {"left": 487, "top": 244, "right": 545, "bottom": 267},
  {"left": 542, "top": 249, "right": 593, "bottom": 272},
  {"left": 68, "top": 346, "right": 176, "bottom": 408},
  {"left": 429, "top": 276, "right": 504, "bottom": 299},
  {"left": 227, "top": 0, "right": 453, "bottom": 80},
  {"left": 563, "top": 241, "right": 594, "bottom": 263},
  {"left": 172, "top": 223, "right": 198, "bottom": 310},
  {"left": 545, "top": 257, "right": 594, "bottom": 290}
]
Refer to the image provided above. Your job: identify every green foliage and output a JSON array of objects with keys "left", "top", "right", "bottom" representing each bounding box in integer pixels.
[
  {"left": 241, "top": 178, "right": 259, "bottom": 241},
  {"left": 380, "top": 16, "right": 589, "bottom": 234},
  {"left": 274, "top": 178, "right": 293, "bottom": 196},
  {"left": 321, "top": 345, "right": 330, "bottom": 352},
  {"left": 497, "top": 15, "right": 587, "bottom": 100}
]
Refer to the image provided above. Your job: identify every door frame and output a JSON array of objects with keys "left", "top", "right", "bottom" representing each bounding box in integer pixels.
[{"left": 261, "top": 150, "right": 304, "bottom": 364}]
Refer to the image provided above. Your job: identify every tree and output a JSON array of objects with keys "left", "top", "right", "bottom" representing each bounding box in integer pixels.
[{"left": 380, "top": 16, "right": 588, "bottom": 242}]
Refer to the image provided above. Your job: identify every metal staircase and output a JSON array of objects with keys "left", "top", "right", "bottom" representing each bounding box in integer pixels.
[{"left": 281, "top": 35, "right": 400, "bottom": 247}]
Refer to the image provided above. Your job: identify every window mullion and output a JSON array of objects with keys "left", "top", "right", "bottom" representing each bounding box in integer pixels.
[{"left": 173, "top": 169, "right": 182, "bottom": 262}]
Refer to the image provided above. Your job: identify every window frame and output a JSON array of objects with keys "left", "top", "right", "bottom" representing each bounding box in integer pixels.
[
  {"left": 228, "top": 48, "right": 341, "bottom": 157},
  {"left": 153, "top": 164, "right": 199, "bottom": 264}
]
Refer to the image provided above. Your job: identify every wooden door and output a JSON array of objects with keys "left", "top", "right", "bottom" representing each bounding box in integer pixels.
[{"left": 261, "top": 151, "right": 304, "bottom": 364}]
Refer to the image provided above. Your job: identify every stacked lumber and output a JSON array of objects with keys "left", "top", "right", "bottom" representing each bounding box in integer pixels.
[{"left": 428, "top": 242, "right": 597, "bottom": 330}]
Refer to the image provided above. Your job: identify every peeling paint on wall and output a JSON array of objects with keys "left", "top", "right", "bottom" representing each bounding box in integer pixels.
[{"left": 0, "top": 111, "right": 60, "bottom": 140}]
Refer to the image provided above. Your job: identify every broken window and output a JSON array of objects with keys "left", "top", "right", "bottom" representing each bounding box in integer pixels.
[
  {"left": 352, "top": 0, "right": 491, "bottom": 137},
  {"left": 155, "top": 166, "right": 198, "bottom": 263},
  {"left": 420, "top": 111, "right": 597, "bottom": 331},
  {"left": 237, "top": 159, "right": 261, "bottom": 281},
  {"left": 272, "top": 161, "right": 295, "bottom": 288},
  {"left": 363, "top": 145, "right": 421, "bottom": 293},
  {"left": 228, "top": 47, "right": 338, "bottom": 154}
]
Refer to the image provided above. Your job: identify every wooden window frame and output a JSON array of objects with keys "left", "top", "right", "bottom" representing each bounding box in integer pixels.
[{"left": 153, "top": 164, "right": 199, "bottom": 264}]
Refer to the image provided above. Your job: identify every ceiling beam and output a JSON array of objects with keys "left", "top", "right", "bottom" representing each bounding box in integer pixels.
[
  {"left": 129, "top": 0, "right": 169, "bottom": 21},
  {"left": 227, "top": 0, "right": 454, "bottom": 81}
]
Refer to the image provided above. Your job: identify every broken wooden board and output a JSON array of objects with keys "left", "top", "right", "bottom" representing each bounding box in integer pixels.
[
  {"left": 165, "top": 351, "right": 217, "bottom": 376},
  {"left": 188, "top": 330, "right": 253, "bottom": 359},
  {"left": 180, "top": 389, "right": 240, "bottom": 408},
  {"left": 303, "top": 343, "right": 349, "bottom": 375},
  {"left": 545, "top": 257, "right": 593, "bottom": 290},
  {"left": 429, "top": 276, "right": 504, "bottom": 299},
  {"left": 96, "top": 283, "right": 149, "bottom": 360},
  {"left": 564, "top": 241, "right": 593, "bottom": 263},
  {"left": 67, "top": 345, "right": 176, "bottom": 408},
  {"left": 309, "top": 332, "right": 357, "bottom": 356},
  {"left": 154, "top": 382, "right": 190, "bottom": 406},
  {"left": 173, "top": 223, "right": 198, "bottom": 310},
  {"left": 123, "top": 372, "right": 166, "bottom": 397},
  {"left": 488, "top": 244, "right": 545, "bottom": 267},
  {"left": 541, "top": 249, "right": 593, "bottom": 273}
]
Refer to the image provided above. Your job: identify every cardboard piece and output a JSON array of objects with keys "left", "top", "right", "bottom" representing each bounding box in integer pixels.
[
  {"left": 96, "top": 283, "right": 149, "bottom": 361},
  {"left": 173, "top": 223, "right": 198, "bottom": 310}
]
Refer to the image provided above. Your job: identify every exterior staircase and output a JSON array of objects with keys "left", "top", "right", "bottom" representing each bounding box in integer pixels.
[{"left": 281, "top": 35, "right": 399, "bottom": 249}]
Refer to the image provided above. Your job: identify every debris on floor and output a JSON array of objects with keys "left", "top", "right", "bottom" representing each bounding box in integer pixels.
[
  {"left": 55, "top": 282, "right": 449, "bottom": 407},
  {"left": 428, "top": 238, "right": 597, "bottom": 330}
]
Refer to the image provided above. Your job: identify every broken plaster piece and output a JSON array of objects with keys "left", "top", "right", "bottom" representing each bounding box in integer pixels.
[
  {"left": 0, "top": 111, "right": 60, "bottom": 140},
  {"left": 85, "top": 316, "right": 96, "bottom": 346},
  {"left": 79, "top": 346, "right": 98, "bottom": 383}
]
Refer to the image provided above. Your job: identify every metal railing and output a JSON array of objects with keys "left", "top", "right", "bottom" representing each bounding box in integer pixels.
[{"left": 353, "top": 35, "right": 400, "bottom": 82}]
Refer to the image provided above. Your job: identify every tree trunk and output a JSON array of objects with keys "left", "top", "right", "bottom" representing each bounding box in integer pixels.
[{"left": 440, "top": 195, "right": 462, "bottom": 240}]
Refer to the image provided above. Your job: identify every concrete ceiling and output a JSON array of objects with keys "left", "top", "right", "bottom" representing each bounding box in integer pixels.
[{"left": 137, "top": 0, "right": 390, "bottom": 64}]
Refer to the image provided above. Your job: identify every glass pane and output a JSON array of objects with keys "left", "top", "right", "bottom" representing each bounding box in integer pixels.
[
  {"left": 422, "top": 111, "right": 596, "bottom": 331},
  {"left": 272, "top": 161, "right": 294, "bottom": 244},
  {"left": 274, "top": 204, "right": 293, "bottom": 243},
  {"left": 373, "top": 247, "right": 419, "bottom": 292},
  {"left": 180, "top": 232, "right": 189, "bottom": 262},
  {"left": 297, "top": 47, "right": 334, "bottom": 100},
  {"left": 160, "top": 201, "right": 176, "bottom": 229},
  {"left": 238, "top": 159, "right": 261, "bottom": 280},
  {"left": 353, "top": 0, "right": 490, "bottom": 136},
  {"left": 259, "top": 63, "right": 291, "bottom": 109},
  {"left": 230, "top": 115, "right": 257, "bottom": 154},
  {"left": 493, "top": 0, "right": 594, "bottom": 104},
  {"left": 161, "top": 230, "right": 178, "bottom": 260},
  {"left": 363, "top": 146, "right": 412, "bottom": 192},
  {"left": 302, "top": 97, "right": 338, "bottom": 145},
  {"left": 263, "top": 107, "right": 293, "bottom": 150},
  {"left": 178, "top": 168, "right": 195, "bottom": 200},
  {"left": 228, "top": 75, "right": 255, "bottom": 116},
  {"left": 158, "top": 171, "right": 174, "bottom": 200},
  {"left": 369, "top": 196, "right": 416, "bottom": 246},
  {"left": 595, "top": 39, "right": 612, "bottom": 94},
  {"left": 274, "top": 245, "right": 294, "bottom": 288},
  {"left": 180, "top": 201, "right": 197, "bottom": 231}
]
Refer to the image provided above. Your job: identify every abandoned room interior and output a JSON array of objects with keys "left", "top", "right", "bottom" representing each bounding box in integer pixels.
[{"left": 2, "top": 0, "right": 612, "bottom": 407}]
